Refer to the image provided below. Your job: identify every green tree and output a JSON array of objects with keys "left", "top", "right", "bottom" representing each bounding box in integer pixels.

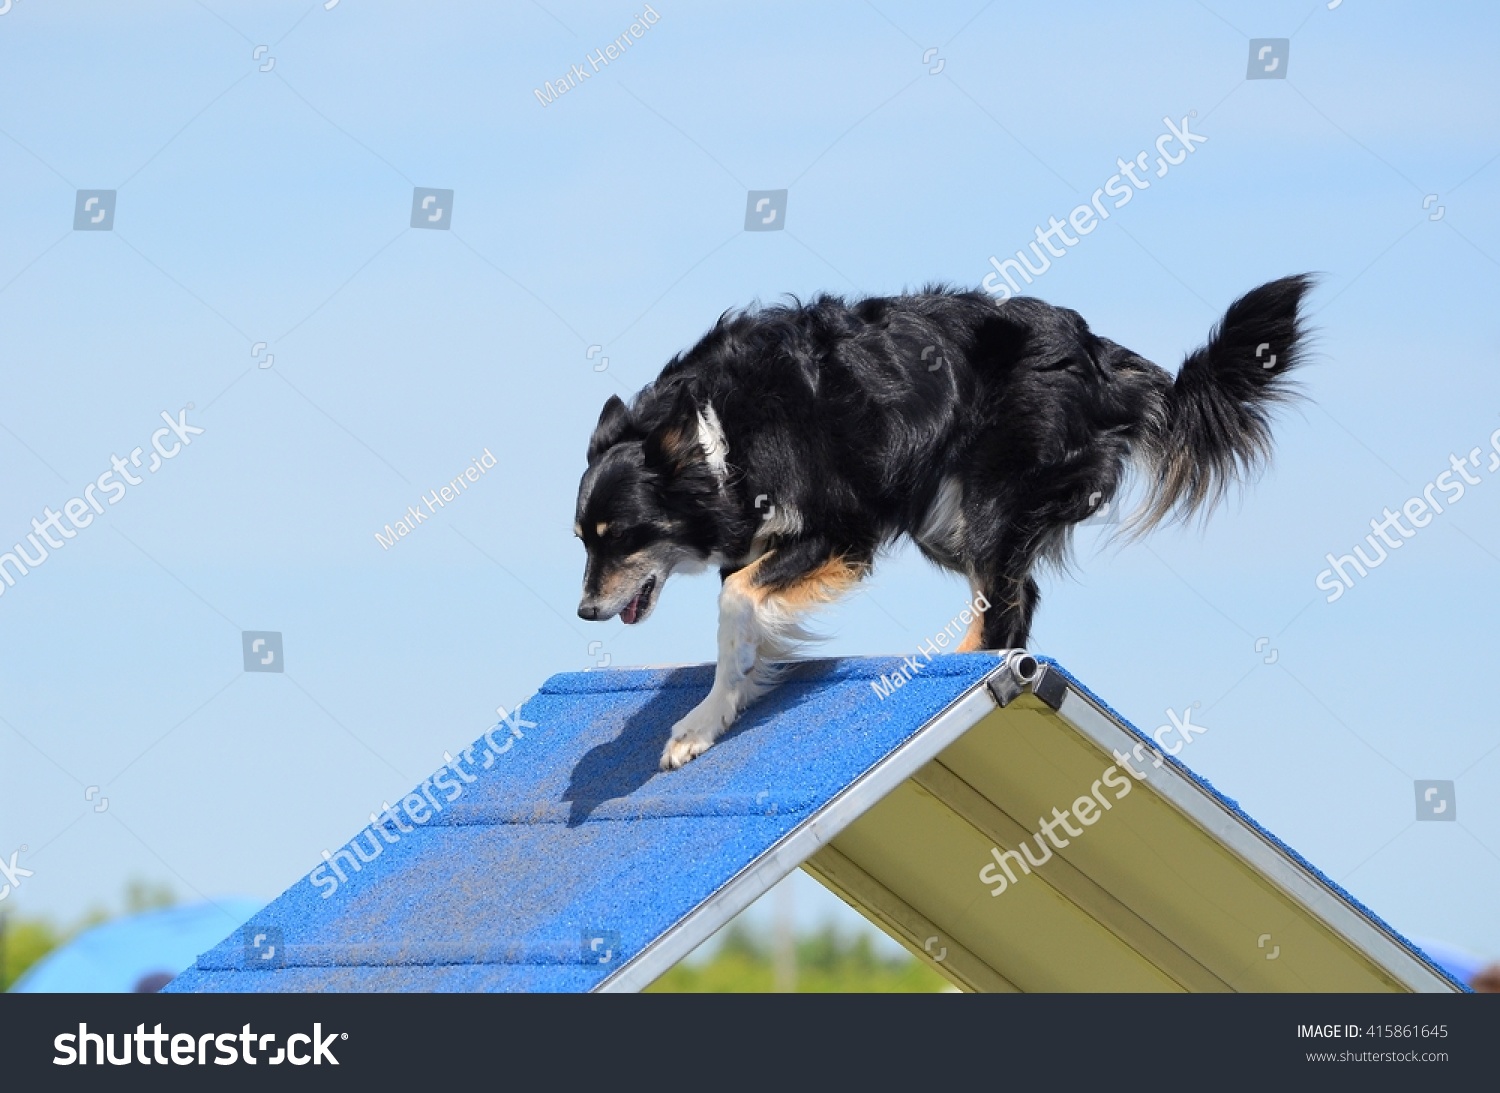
[
  {"left": 648, "top": 922, "right": 951, "bottom": 993},
  {"left": 0, "top": 913, "right": 64, "bottom": 992},
  {"left": 124, "top": 878, "right": 176, "bottom": 914}
]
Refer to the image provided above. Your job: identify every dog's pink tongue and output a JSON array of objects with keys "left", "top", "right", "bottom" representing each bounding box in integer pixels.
[{"left": 621, "top": 595, "right": 641, "bottom": 625}]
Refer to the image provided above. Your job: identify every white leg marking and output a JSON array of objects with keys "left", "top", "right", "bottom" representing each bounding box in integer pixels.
[
  {"left": 659, "top": 557, "right": 860, "bottom": 770},
  {"left": 661, "top": 580, "right": 766, "bottom": 770}
]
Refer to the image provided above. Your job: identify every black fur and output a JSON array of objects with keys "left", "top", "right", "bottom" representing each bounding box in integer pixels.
[{"left": 575, "top": 276, "right": 1314, "bottom": 647}]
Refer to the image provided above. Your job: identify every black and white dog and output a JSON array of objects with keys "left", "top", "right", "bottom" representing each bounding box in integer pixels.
[{"left": 575, "top": 277, "right": 1313, "bottom": 770}]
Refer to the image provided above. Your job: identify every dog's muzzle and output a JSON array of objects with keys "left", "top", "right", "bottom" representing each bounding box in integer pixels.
[{"left": 577, "top": 574, "right": 658, "bottom": 625}]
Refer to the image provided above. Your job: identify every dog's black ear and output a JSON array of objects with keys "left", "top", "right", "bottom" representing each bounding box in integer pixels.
[
  {"left": 586, "top": 395, "right": 638, "bottom": 462},
  {"left": 642, "top": 387, "right": 704, "bottom": 478}
]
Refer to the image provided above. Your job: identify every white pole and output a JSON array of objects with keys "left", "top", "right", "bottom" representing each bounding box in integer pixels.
[{"left": 772, "top": 878, "right": 796, "bottom": 992}]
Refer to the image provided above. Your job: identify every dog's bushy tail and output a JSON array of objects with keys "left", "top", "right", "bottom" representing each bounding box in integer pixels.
[{"left": 1131, "top": 274, "right": 1316, "bottom": 532}]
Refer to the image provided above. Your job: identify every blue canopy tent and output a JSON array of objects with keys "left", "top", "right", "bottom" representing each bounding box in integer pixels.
[{"left": 12, "top": 899, "right": 262, "bottom": 993}]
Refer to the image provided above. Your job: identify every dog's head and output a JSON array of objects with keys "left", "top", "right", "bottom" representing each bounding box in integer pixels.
[{"left": 575, "top": 389, "right": 727, "bottom": 625}]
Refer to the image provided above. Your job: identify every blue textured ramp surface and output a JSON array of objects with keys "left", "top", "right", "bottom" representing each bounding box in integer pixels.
[{"left": 165, "top": 653, "right": 1003, "bottom": 993}]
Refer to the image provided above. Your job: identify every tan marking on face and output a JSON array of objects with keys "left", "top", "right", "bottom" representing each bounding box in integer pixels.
[
  {"left": 595, "top": 522, "right": 608, "bottom": 538},
  {"left": 573, "top": 523, "right": 583, "bottom": 538},
  {"left": 596, "top": 552, "right": 653, "bottom": 602}
]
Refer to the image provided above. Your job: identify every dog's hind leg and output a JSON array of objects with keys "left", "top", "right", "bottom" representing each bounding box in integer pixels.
[
  {"left": 970, "top": 574, "right": 1040, "bottom": 650},
  {"left": 954, "top": 521, "right": 1045, "bottom": 652},
  {"left": 953, "top": 595, "right": 988, "bottom": 652},
  {"left": 660, "top": 541, "right": 867, "bottom": 771}
]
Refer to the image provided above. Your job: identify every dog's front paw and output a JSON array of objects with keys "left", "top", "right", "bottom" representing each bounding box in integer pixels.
[
  {"left": 659, "top": 694, "right": 736, "bottom": 771},
  {"left": 660, "top": 731, "right": 714, "bottom": 771}
]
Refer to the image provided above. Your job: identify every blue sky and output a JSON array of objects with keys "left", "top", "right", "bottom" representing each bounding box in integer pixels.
[{"left": 1, "top": 0, "right": 1498, "bottom": 968}]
